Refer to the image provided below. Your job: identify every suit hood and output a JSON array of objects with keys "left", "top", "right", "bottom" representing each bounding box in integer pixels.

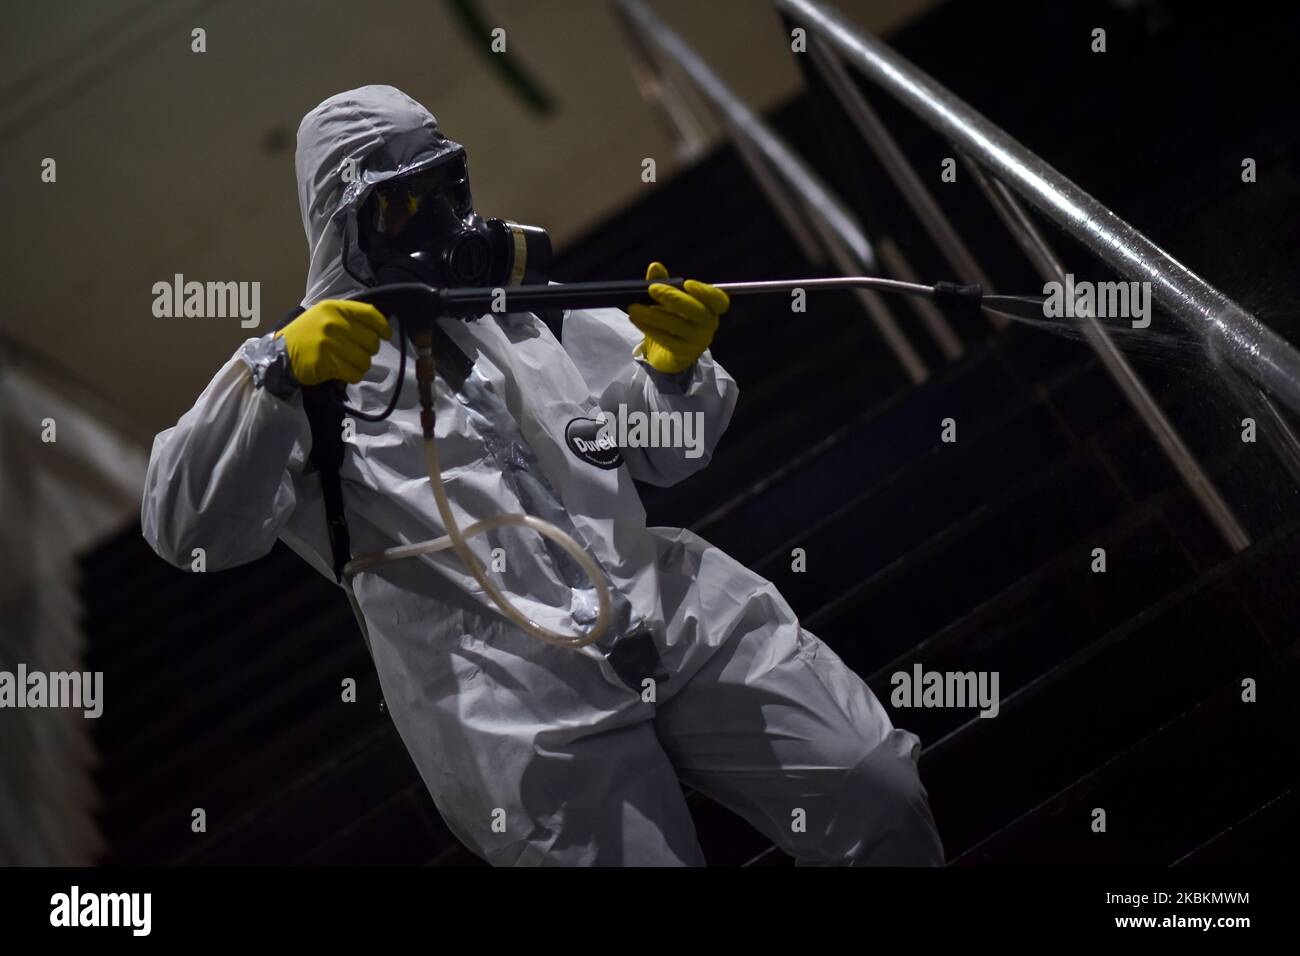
[{"left": 294, "top": 84, "right": 464, "bottom": 306}]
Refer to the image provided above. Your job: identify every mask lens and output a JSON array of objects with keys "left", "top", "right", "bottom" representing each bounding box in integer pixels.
[
  {"left": 445, "top": 179, "right": 472, "bottom": 217},
  {"left": 372, "top": 156, "right": 472, "bottom": 238}
]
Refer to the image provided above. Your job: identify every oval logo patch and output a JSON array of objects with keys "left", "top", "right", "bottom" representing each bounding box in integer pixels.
[{"left": 565, "top": 416, "right": 623, "bottom": 470}]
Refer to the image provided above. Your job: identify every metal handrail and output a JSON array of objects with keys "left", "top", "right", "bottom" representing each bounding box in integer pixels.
[
  {"left": 962, "top": 155, "right": 1250, "bottom": 550},
  {"left": 777, "top": 0, "right": 1300, "bottom": 420},
  {"left": 803, "top": 34, "right": 1000, "bottom": 320},
  {"left": 613, "top": 0, "right": 1285, "bottom": 551}
]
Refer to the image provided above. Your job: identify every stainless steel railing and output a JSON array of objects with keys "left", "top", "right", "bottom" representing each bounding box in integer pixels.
[
  {"left": 777, "top": 0, "right": 1300, "bottom": 422},
  {"left": 614, "top": 0, "right": 1300, "bottom": 552},
  {"left": 612, "top": 0, "right": 963, "bottom": 384},
  {"left": 775, "top": 0, "right": 1300, "bottom": 551}
]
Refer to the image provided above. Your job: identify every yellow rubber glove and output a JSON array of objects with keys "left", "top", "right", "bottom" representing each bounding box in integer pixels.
[
  {"left": 275, "top": 300, "right": 391, "bottom": 386},
  {"left": 628, "top": 261, "right": 730, "bottom": 374}
]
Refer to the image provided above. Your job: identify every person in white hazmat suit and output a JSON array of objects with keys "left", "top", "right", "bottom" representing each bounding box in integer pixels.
[{"left": 142, "top": 85, "right": 943, "bottom": 866}]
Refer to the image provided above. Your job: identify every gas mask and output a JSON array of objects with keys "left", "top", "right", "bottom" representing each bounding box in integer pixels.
[{"left": 359, "top": 153, "right": 552, "bottom": 290}]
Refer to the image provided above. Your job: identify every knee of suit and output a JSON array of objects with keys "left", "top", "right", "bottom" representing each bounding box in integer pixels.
[{"left": 821, "top": 729, "right": 945, "bottom": 866}]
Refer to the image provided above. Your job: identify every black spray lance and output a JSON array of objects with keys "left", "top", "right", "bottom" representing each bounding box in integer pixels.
[{"left": 335, "top": 272, "right": 1040, "bottom": 651}]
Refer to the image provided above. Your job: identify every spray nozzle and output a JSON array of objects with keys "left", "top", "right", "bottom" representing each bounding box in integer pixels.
[{"left": 931, "top": 281, "right": 985, "bottom": 311}]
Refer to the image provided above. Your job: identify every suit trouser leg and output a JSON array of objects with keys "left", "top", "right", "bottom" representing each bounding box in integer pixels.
[
  {"left": 376, "top": 609, "right": 706, "bottom": 867},
  {"left": 653, "top": 586, "right": 945, "bottom": 866}
]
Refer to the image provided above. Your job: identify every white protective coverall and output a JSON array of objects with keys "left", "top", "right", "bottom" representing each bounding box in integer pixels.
[{"left": 142, "top": 85, "right": 944, "bottom": 866}]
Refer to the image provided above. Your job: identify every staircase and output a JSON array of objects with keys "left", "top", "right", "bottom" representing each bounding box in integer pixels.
[{"left": 83, "top": 0, "right": 1300, "bottom": 865}]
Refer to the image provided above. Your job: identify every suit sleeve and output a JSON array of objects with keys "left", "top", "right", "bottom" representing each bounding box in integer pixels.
[
  {"left": 560, "top": 305, "right": 738, "bottom": 487},
  {"left": 141, "top": 335, "right": 312, "bottom": 571}
]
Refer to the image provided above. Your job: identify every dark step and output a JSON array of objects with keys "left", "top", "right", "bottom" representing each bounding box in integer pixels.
[
  {"left": 93, "top": 573, "right": 354, "bottom": 757},
  {"left": 1175, "top": 785, "right": 1300, "bottom": 866},
  {"left": 787, "top": 435, "right": 1121, "bottom": 672},
  {"left": 764, "top": 364, "right": 1276, "bottom": 681},
  {"left": 181, "top": 725, "right": 433, "bottom": 866},
  {"left": 293, "top": 782, "right": 455, "bottom": 866},
  {"left": 102, "top": 620, "right": 383, "bottom": 847},
  {"left": 953, "top": 663, "right": 1300, "bottom": 865},
  {"left": 919, "top": 524, "right": 1297, "bottom": 857},
  {"left": 98, "top": 587, "right": 369, "bottom": 781},
  {"left": 694, "top": 327, "right": 1184, "bottom": 576},
  {"left": 84, "top": 540, "right": 327, "bottom": 687},
  {"left": 639, "top": 315, "right": 912, "bottom": 527},
  {"left": 688, "top": 343, "right": 1028, "bottom": 557},
  {"left": 865, "top": 489, "right": 1203, "bottom": 747}
]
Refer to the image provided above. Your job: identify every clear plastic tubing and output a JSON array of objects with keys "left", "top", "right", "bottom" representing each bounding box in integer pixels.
[{"left": 342, "top": 433, "right": 612, "bottom": 652}]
